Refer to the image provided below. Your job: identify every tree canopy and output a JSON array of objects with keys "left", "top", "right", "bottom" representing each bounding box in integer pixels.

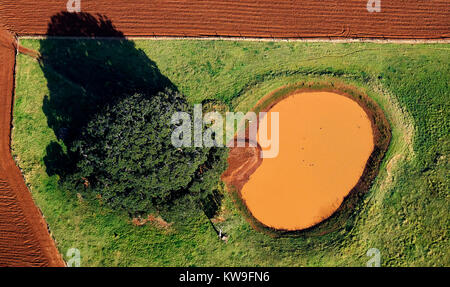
[{"left": 65, "top": 90, "right": 226, "bottom": 216}]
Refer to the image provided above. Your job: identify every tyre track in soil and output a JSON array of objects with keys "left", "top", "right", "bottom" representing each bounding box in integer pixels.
[
  {"left": 0, "top": 27, "right": 64, "bottom": 267},
  {"left": 0, "top": 0, "right": 448, "bottom": 267}
]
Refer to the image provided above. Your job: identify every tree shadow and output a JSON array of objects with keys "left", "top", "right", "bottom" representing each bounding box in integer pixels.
[
  {"left": 40, "top": 12, "right": 176, "bottom": 175},
  {"left": 40, "top": 12, "right": 223, "bottom": 218}
]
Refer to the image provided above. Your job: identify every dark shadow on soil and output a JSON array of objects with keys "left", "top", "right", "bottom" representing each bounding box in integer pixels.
[{"left": 40, "top": 12, "right": 176, "bottom": 176}]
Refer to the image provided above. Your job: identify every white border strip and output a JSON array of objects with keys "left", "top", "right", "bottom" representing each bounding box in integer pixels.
[{"left": 18, "top": 35, "right": 450, "bottom": 44}]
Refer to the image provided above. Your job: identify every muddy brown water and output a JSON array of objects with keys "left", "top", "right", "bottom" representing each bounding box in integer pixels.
[
  {"left": 241, "top": 92, "right": 374, "bottom": 230},
  {"left": 0, "top": 28, "right": 63, "bottom": 266}
]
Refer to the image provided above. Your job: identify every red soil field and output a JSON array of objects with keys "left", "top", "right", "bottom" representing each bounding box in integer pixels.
[
  {"left": 0, "top": 27, "right": 63, "bottom": 267},
  {"left": 0, "top": 0, "right": 449, "bottom": 39}
]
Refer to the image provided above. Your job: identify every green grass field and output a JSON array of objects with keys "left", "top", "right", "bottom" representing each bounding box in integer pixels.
[{"left": 12, "top": 39, "right": 449, "bottom": 266}]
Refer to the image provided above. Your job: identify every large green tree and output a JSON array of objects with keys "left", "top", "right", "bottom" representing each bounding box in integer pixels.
[{"left": 65, "top": 90, "right": 226, "bottom": 216}]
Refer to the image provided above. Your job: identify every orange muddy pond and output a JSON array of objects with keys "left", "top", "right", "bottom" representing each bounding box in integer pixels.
[{"left": 241, "top": 92, "right": 374, "bottom": 230}]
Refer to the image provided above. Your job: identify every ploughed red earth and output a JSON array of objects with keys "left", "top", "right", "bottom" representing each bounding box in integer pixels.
[
  {"left": 0, "top": 28, "right": 63, "bottom": 266},
  {"left": 0, "top": 1, "right": 448, "bottom": 39}
]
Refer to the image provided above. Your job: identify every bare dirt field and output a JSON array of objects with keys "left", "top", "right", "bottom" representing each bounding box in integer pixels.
[
  {"left": 0, "top": 27, "right": 63, "bottom": 266},
  {"left": 0, "top": 0, "right": 449, "bottom": 39}
]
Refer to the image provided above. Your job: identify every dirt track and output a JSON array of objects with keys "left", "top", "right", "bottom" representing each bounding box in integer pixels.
[
  {"left": 0, "top": 27, "right": 63, "bottom": 267},
  {"left": 0, "top": 0, "right": 449, "bottom": 39}
]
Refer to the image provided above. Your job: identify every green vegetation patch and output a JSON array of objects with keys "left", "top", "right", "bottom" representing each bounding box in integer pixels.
[{"left": 12, "top": 38, "right": 449, "bottom": 266}]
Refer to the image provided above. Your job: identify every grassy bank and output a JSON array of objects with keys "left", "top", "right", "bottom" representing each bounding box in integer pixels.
[{"left": 12, "top": 39, "right": 449, "bottom": 266}]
